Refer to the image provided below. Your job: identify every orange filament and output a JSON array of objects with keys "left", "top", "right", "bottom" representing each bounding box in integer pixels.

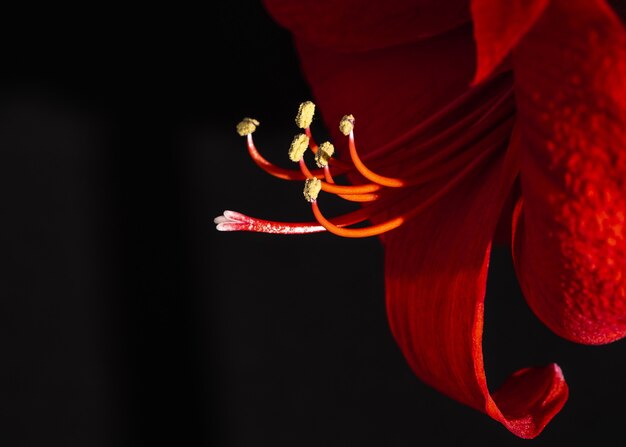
[
  {"left": 347, "top": 131, "right": 408, "bottom": 188},
  {"left": 323, "top": 166, "right": 333, "bottom": 183},
  {"left": 312, "top": 201, "right": 406, "bottom": 237},
  {"left": 298, "top": 158, "right": 383, "bottom": 196},
  {"left": 225, "top": 91, "right": 511, "bottom": 240},
  {"left": 322, "top": 180, "right": 383, "bottom": 195},
  {"left": 246, "top": 134, "right": 324, "bottom": 181},
  {"left": 305, "top": 127, "right": 352, "bottom": 171},
  {"left": 305, "top": 127, "right": 319, "bottom": 154},
  {"left": 298, "top": 157, "right": 315, "bottom": 178},
  {"left": 310, "top": 133, "right": 502, "bottom": 238},
  {"left": 323, "top": 166, "right": 379, "bottom": 202}
]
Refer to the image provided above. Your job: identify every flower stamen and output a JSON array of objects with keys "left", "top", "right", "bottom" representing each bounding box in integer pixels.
[
  {"left": 308, "top": 131, "right": 503, "bottom": 238},
  {"left": 303, "top": 177, "right": 322, "bottom": 202},
  {"left": 295, "top": 101, "right": 315, "bottom": 129},
  {"left": 297, "top": 151, "right": 383, "bottom": 196},
  {"left": 321, "top": 163, "right": 379, "bottom": 202},
  {"left": 223, "top": 89, "right": 510, "bottom": 238},
  {"left": 236, "top": 117, "right": 260, "bottom": 136},
  {"left": 289, "top": 133, "right": 310, "bottom": 162},
  {"left": 240, "top": 123, "right": 323, "bottom": 181},
  {"left": 303, "top": 111, "right": 352, "bottom": 171},
  {"left": 315, "top": 142, "right": 334, "bottom": 168},
  {"left": 341, "top": 115, "right": 407, "bottom": 188}
]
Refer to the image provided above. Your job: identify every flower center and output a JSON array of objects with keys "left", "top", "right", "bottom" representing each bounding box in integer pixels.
[{"left": 216, "top": 75, "right": 515, "bottom": 238}]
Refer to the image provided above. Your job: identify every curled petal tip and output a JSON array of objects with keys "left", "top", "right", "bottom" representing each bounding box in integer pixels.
[{"left": 491, "top": 363, "right": 569, "bottom": 439}]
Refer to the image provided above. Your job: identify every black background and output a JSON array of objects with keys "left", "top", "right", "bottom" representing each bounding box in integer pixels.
[{"left": 1, "top": 1, "right": 626, "bottom": 446}]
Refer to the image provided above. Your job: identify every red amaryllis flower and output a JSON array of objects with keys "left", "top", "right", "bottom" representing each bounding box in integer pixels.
[{"left": 215, "top": 0, "right": 626, "bottom": 438}]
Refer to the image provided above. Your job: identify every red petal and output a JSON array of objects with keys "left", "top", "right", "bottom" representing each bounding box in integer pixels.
[
  {"left": 512, "top": 0, "right": 626, "bottom": 345},
  {"left": 263, "top": 0, "right": 470, "bottom": 52},
  {"left": 470, "top": 0, "right": 549, "bottom": 85},
  {"left": 385, "top": 129, "right": 568, "bottom": 438},
  {"left": 261, "top": 0, "right": 475, "bottom": 167},
  {"left": 263, "top": 1, "right": 569, "bottom": 435},
  {"left": 274, "top": 23, "right": 479, "bottom": 158}
]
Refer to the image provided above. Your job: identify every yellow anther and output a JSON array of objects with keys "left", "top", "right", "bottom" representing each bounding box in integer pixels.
[
  {"left": 295, "top": 101, "right": 315, "bottom": 128},
  {"left": 236, "top": 117, "right": 260, "bottom": 136},
  {"left": 303, "top": 177, "right": 322, "bottom": 202},
  {"left": 288, "top": 133, "right": 310, "bottom": 162},
  {"left": 339, "top": 114, "right": 355, "bottom": 136},
  {"left": 315, "top": 141, "right": 335, "bottom": 168}
]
